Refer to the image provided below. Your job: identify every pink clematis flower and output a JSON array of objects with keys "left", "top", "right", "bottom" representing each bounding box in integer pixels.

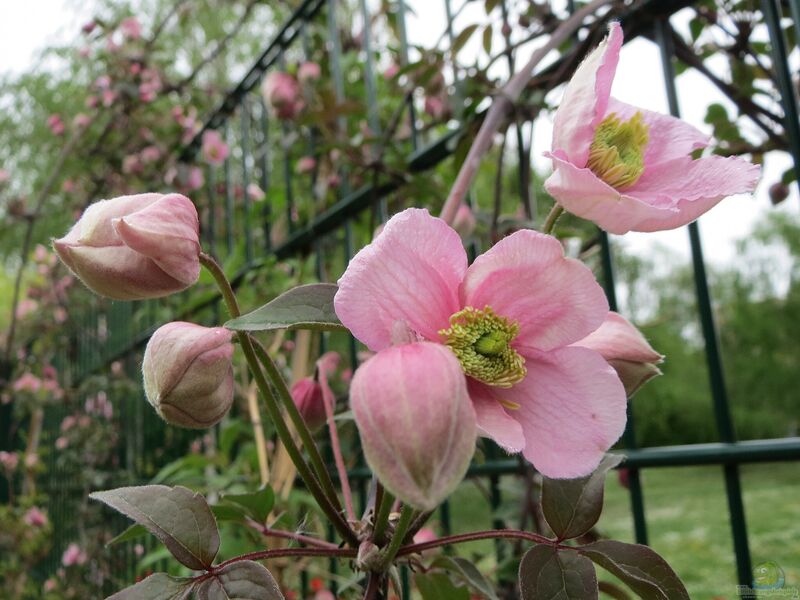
[
  {"left": 544, "top": 22, "right": 759, "bottom": 234},
  {"left": 120, "top": 16, "right": 142, "bottom": 40},
  {"left": 335, "top": 208, "right": 626, "bottom": 478},
  {"left": 201, "top": 130, "right": 229, "bottom": 166}
]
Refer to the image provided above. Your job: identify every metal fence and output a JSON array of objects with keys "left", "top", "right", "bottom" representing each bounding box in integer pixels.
[{"left": 6, "top": 0, "right": 800, "bottom": 596}]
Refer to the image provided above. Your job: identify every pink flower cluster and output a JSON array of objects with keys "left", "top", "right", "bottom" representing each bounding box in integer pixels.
[
  {"left": 0, "top": 451, "right": 18, "bottom": 472},
  {"left": 62, "top": 543, "right": 88, "bottom": 567},
  {"left": 201, "top": 130, "right": 230, "bottom": 166}
]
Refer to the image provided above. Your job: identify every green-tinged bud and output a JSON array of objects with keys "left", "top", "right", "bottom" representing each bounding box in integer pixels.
[
  {"left": 439, "top": 306, "right": 526, "bottom": 388},
  {"left": 587, "top": 112, "right": 649, "bottom": 190}
]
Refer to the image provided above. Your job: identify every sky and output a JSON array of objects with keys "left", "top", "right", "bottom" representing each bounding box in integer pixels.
[{"left": 2, "top": 0, "right": 796, "bottom": 270}]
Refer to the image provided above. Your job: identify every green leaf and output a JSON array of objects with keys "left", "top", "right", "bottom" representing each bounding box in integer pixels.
[
  {"left": 107, "top": 523, "right": 149, "bottom": 547},
  {"left": 432, "top": 556, "right": 499, "bottom": 600},
  {"left": 220, "top": 486, "right": 275, "bottom": 524},
  {"left": 519, "top": 545, "right": 598, "bottom": 600},
  {"left": 106, "top": 572, "right": 194, "bottom": 600},
  {"left": 579, "top": 540, "right": 689, "bottom": 600},
  {"left": 225, "top": 283, "right": 347, "bottom": 333},
  {"left": 195, "top": 560, "right": 285, "bottom": 600},
  {"left": 415, "top": 572, "right": 471, "bottom": 600},
  {"left": 211, "top": 504, "right": 247, "bottom": 523},
  {"left": 451, "top": 24, "right": 480, "bottom": 56},
  {"left": 541, "top": 454, "right": 623, "bottom": 540},
  {"left": 90, "top": 485, "right": 220, "bottom": 571},
  {"left": 482, "top": 25, "right": 493, "bottom": 55}
]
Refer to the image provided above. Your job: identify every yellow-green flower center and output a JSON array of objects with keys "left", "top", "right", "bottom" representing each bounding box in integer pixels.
[
  {"left": 439, "top": 306, "right": 526, "bottom": 388},
  {"left": 587, "top": 112, "right": 649, "bottom": 190}
]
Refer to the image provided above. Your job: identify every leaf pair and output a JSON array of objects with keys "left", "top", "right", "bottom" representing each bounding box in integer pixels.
[
  {"left": 92, "top": 485, "right": 283, "bottom": 600},
  {"left": 518, "top": 455, "right": 689, "bottom": 600}
]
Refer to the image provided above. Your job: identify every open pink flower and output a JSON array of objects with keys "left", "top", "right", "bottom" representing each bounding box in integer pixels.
[
  {"left": 544, "top": 22, "right": 759, "bottom": 234},
  {"left": 335, "top": 208, "right": 626, "bottom": 478},
  {"left": 201, "top": 130, "right": 229, "bottom": 166}
]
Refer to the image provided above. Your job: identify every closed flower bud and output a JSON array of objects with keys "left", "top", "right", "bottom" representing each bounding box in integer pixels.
[
  {"left": 350, "top": 342, "right": 477, "bottom": 511},
  {"left": 290, "top": 377, "right": 326, "bottom": 432},
  {"left": 53, "top": 193, "right": 200, "bottom": 300},
  {"left": 574, "top": 312, "right": 663, "bottom": 397},
  {"left": 261, "top": 72, "right": 304, "bottom": 120},
  {"left": 142, "top": 322, "right": 235, "bottom": 428}
]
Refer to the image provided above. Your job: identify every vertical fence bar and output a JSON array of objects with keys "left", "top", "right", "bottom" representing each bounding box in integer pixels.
[
  {"left": 600, "top": 232, "right": 649, "bottom": 545},
  {"left": 655, "top": 18, "right": 753, "bottom": 589},
  {"left": 761, "top": 0, "right": 800, "bottom": 196},
  {"left": 396, "top": 0, "right": 419, "bottom": 151},
  {"left": 223, "top": 123, "right": 235, "bottom": 255},
  {"left": 258, "top": 98, "right": 272, "bottom": 253},
  {"left": 240, "top": 99, "right": 254, "bottom": 264}
]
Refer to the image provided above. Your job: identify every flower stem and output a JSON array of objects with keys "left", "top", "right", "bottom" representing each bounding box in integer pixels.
[
  {"left": 318, "top": 360, "right": 356, "bottom": 521},
  {"left": 250, "top": 338, "right": 345, "bottom": 517},
  {"left": 380, "top": 504, "right": 415, "bottom": 568},
  {"left": 397, "top": 528, "right": 554, "bottom": 557},
  {"left": 371, "top": 485, "right": 394, "bottom": 544},
  {"left": 215, "top": 546, "right": 357, "bottom": 570},
  {"left": 199, "top": 253, "right": 357, "bottom": 547},
  {"left": 542, "top": 204, "right": 564, "bottom": 235}
]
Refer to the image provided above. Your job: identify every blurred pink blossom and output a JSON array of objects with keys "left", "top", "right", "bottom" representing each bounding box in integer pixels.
[
  {"left": 120, "top": 17, "right": 142, "bottom": 40},
  {"left": 246, "top": 183, "right": 264, "bottom": 201},
  {"left": 24, "top": 507, "right": 48, "bottom": 528},
  {"left": 62, "top": 179, "right": 76, "bottom": 193},
  {"left": 186, "top": 166, "right": 204, "bottom": 191},
  {"left": 383, "top": 63, "right": 400, "bottom": 81},
  {"left": 201, "top": 130, "right": 229, "bottom": 166},
  {"left": 140, "top": 146, "right": 161, "bottom": 163},
  {"left": 85, "top": 95, "right": 99, "bottom": 109},
  {"left": 0, "top": 451, "right": 19, "bottom": 471},
  {"left": 296, "top": 156, "right": 316, "bottom": 174},
  {"left": 73, "top": 113, "right": 91, "bottom": 128},
  {"left": 78, "top": 46, "right": 91, "bottom": 58},
  {"left": 62, "top": 543, "right": 87, "bottom": 567},
  {"left": 54, "top": 307, "right": 68, "bottom": 324},
  {"left": 24, "top": 453, "right": 39, "bottom": 469},
  {"left": 81, "top": 21, "right": 96, "bottom": 34},
  {"left": 47, "top": 115, "right": 65, "bottom": 136},
  {"left": 297, "top": 61, "right": 321, "bottom": 83},
  {"left": 0, "top": 168, "right": 9, "bottom": 184},
  {"left": 102, "top": 89, "right": 117, "bottom": 107},
  {"left": 55, "top": 437, "right": 69, "bottom": 450},
  {"left": 13, "top": 372, "right": 42, "bottom": 393},
  {"left": 44, "top": 579, "right": 57, "bottom": 593},
  {"left": 261, "top": 72, "right": 303, "bottom": 119}
]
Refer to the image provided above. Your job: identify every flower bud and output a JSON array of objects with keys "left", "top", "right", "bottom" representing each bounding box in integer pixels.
[
  {"left": 142, "top": 322, "right": 235, "bottom": 428},
  {"left": 53, "top": 193, "right": 200, "bottom": 300},
  {"left": 574, "top": 312, "right": 663, "bottom": 397},
  {"left": 297, "top": 61, "right": 321, "bottom": 83},
  {"left": 290, "top": 377, "right": 326, "bottom": 432},
  {"left": 350, "top": 342, "right": 476, "bottom": 511},
  {"left": 261, "top": 72, "right": 304, "bottom": 120}
]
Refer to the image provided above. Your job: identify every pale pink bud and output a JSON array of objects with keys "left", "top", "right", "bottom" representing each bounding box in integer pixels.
[
  {"left": 246, "top": 183, "right": 264, "bottom": 201},
  {"left": 261, "top": 72, "right": 303, "bottom": 119},
  {"left": 0, "top": 451, "right": 19, "bottom": 472},
  {"left": 81, "top": 21, "right": 96, "bottom": 34},
  {"left": 13, "top": 373, "right": 41, "bottom": 393},
  {"left": 201, "top": 130, "right": 229, "bottom": 166},
  {"left": 290, "top": 377, "right": 326, "bottom": 432},
  {"left": 120, "top": 16, "right": 141, "bottom": 40},
  {"left": 24, "top": 453, "right": 39, "bottom": 468},
  {"left": 78, "top": 46, "right": 91, "bottom": 58},
  {"left": 298, "top": 62, "right": 321, "bottom": 83},
  {"left": 62, "top": 179, "right": 76, "bottom": 193},
  {"left": 47, "top": 115, "right": 65, "bottom": 136},
  {"left": 186, "top": 166, "right": 204, "bottom": 191},
  {"left": 73, "top": 113, "right": 91, "bottom": 128},
  {"left": 62, "top": 543, "right": 87, "bottom": 567},
  {"left": 0, "top": 168, "right": 9, "bottom": 184},
  {"left": 142, "top": 322, "right": 235, "bottom": 428},
  {"left": 140, "top": 145, "right": 161, "bottom": 163},
  {"left": 86, "top": 95, "right": 99, "bottom": 109},
  {"left": 383, "top": 63, "right": 400, "bottom": 81},
  {"left": 44, "top": 579, "right": 57, "bottom": 593},
  {"left": 574, "top": 312, "right": 663, "bottom": 397},
  {"left": 413, "top": 528, "right": 437, "bottom": 544},
  {"left": 452, "top": 204, "right": 476, "bottom": 238},
  {"left": 424, "top": 95, "right": 450, "bottom": 121},
  {"left": 102, "top": 89, "right": 116, "bottom": 107},
  {"left": 53, "top": 193, "right": 201, "bottom": 300},
  {"left": 349, "top": 342, "right": 477, "bottom": 510},
  {"left": 296, "top": 156, "right": 316, "bottom": 174},
  {"left": 24, "top": 507, "right": 48, "bottom": 527},
  {"left": 55, "top": 437, "right": 69, "bottom": 450}
]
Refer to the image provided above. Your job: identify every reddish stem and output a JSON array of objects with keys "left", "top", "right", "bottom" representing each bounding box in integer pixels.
[
  {"left": 439, "top": 0, "right": 614, "bottom": 225},
  {"left": 397, "top": 529, "right": 555, "bottom": 556},
  {"left": 248, "top": 518, "right": 341, "bottom": 550},
  {"left": 214, "top": 546, "right": 357, "bottom": 570}
]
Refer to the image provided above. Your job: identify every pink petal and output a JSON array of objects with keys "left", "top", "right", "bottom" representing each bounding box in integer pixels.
[
  {"left": 76, "top": 193, "right": 163, "bottom": 246},
  {"left": 461, "top": 229, "right": 607, "bottom": 351},
  {"left": 335, "top": 208, "right": 467, "bottom": 351},
  {"left": 544, "top": 153, "right": 678, "bottom": 234},
  {"left": 574, "top": 312, "right": 662, "bottom": 363},
  {"left": 605, "top": 98, "right": 708, "bottom": 170},
  {"left": 64, "top": 245, "right": 184, "bottom": 300},
  {"left": 551, "top": 22, "right": 623, "bottom": 168},
  {"left": 113, "top": 193, "right": 200, "bottom": 285},
  {"left": 502, "top": 346, "right": 627, "bottom": 478},
  {"left": 468, "top": 380, "right": 526, "bottom": 453},
  {"left": 625, "top": 154, "right": 761, "bottom": 232}
]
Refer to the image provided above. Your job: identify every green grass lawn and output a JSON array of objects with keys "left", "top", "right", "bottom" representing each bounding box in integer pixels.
[
  {"left": 444, "top": 462, "right": 799, "bottom": 599},
  {"left": 597, "top": 462, "right": 800, "bottom": 599}
]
